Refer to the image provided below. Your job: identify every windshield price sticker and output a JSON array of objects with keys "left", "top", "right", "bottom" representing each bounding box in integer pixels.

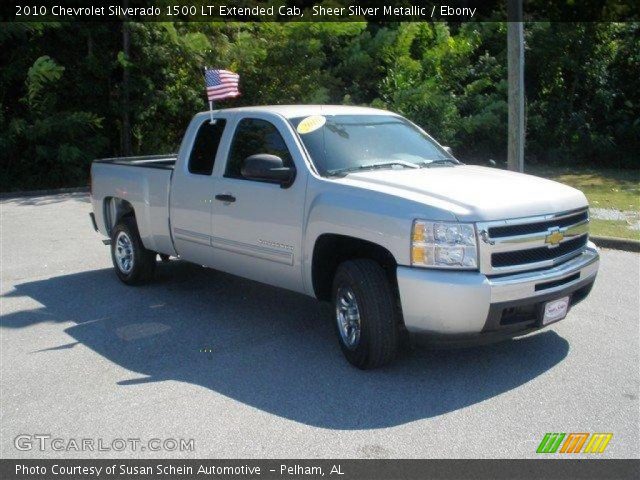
[{"left": 297, "top": 115, "right": 326, "bottom": 135}]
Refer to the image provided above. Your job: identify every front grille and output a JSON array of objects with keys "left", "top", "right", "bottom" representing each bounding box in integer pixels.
[
  {"left": 489, "top": 210, "right": 588, "bottom": 238},
  {"left": 492, "top": 235, "right": 587, "bottom": 267},
  {"left": 478, "top": 208, "right": 590, "bottom": 275}
]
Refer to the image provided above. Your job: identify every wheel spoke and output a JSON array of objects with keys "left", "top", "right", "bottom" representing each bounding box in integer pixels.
[
  {"left": 114, "top": 231, "right": 135, "bottom": 274},
  {"left": 335, "top": 286, "right": 361, "bottom": 350}
]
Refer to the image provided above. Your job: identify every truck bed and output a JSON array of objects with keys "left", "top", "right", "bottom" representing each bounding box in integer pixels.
[
  {"left": 94, "top": 154, "right": 177, "bottom": 170},
  {"left": 90, "top": 154, "right": 176, "bottom": 257}
]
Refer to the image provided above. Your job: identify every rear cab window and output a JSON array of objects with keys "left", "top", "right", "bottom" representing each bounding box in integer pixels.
[{"left": 188, "top": 119, "right": 227, "bottom": 175}]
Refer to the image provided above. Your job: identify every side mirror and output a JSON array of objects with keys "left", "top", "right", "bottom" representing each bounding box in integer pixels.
[
  {"left": 443, "top": 146, "right": 453, "bottom": 155},
  {"left": 241, "top": 154, "right": 296, "bottom": 188}
]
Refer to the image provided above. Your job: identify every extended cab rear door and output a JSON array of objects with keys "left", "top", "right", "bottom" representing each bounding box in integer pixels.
[
  {"left": 170, "top": 113, "right": 231, "bottom": 266},
  {"left": 209, "top": 113, "right": 307, "bottom": 293}
]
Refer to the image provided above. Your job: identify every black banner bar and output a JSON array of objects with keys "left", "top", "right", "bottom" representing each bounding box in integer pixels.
[
  {"left": 2, "top": 0, "right": 639, "bottom": 23},
  {"left": 1, "top": 459, "right": 639, "bottom": 480}
]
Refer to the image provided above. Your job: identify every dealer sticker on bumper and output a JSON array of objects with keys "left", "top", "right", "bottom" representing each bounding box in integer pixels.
[{"left": 543, "top": 296, "right": 570, "bottom": 325}]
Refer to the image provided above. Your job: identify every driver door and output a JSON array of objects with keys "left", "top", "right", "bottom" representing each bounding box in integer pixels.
[{"left": 210, "top": 114, "right": 306, "bottom": 293}]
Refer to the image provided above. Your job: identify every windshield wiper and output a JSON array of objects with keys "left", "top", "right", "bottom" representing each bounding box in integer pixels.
[
  {"left": 327, "top": 161, "right": 419, "bottom": 176},
  {"left": 417, "top": 159, "right": 458, "bottom": 167}
]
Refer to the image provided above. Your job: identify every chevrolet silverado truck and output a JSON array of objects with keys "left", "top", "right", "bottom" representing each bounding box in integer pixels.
[{"left": 90, "top": 105, "right": 599, "bottom": 369}]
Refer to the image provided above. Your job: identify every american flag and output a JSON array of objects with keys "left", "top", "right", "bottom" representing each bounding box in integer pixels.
[{"left": 204, "top": 68, "right": 240, "bottom": 101}]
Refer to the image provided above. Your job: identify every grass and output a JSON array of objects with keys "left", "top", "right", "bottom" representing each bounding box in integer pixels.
[
  {"left": 528, "top": 166, "right": 640, "bottom": 211},
  {"left": 526, "top": 166, "right": 640, "bottom": 240},
  {"left": 589, "top": 219, "right": 640, "bottom": 241}
]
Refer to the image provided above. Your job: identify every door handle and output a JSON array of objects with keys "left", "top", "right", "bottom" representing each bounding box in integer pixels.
[{"left": 215, "top": 194, "right": 236, "bottom": 203}]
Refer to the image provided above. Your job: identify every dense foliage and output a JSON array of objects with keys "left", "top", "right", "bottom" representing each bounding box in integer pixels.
[{"left": 1, "top": 21, "right": 638, "bottom": 191}]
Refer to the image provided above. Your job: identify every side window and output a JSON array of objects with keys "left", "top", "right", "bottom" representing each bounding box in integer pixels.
[
  {"left": 188, "top": 119, "right": 227, "bottom": 175},
  {"left": 225, "top": 118, "right": 293, "bottom": 179}
]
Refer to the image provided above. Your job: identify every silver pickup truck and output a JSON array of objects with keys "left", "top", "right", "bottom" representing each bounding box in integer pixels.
[{"left": 90, "top": 105, "right": 599, "bottom": 369}]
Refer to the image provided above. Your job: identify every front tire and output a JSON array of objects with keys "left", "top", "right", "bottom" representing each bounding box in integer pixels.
[
  {"left": 332, "top": 259, "right": 398, "bottom": 369},
  {"left": 110, "top": 217, "right": 156, "bottom": 285}
]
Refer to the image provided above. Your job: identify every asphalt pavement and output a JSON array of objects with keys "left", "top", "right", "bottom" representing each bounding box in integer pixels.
[{"left": 1, "top": 193, "right": 638, "bottom": 459}]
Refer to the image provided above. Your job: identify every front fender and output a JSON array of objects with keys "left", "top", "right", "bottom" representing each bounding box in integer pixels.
[{"left": 302, "top": 181, "right": 456, "bottom": 295}]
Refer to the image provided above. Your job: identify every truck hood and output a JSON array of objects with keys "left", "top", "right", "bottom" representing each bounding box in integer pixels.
[{"left": 334, "top": 165, "right": 588, "bottom": 221}]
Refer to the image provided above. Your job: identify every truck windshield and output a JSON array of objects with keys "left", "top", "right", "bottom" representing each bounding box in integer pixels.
[{"left": 289, "top": 114, "right": 457, "bottom": 176}]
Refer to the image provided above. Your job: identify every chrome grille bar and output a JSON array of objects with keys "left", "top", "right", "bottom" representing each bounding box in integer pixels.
[
  {"left": 490, "top": 219, "right": 588, "bottom": 253},
  {"left": 477, "top": 208, "right": 590, "bottom": 275}
]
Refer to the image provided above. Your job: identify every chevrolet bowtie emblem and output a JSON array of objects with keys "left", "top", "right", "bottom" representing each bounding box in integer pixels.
[{"left": 545, "top": 228, "right": 564, "bottom": 247}]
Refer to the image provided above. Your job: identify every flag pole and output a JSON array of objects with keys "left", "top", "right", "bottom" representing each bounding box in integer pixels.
[{"left": 204, "top": 65, "right": 216, "bottom": 124}]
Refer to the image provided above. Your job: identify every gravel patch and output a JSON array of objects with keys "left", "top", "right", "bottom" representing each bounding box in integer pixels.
[{"left": 590, "top": 207, "right": 640, "bottom": 230}]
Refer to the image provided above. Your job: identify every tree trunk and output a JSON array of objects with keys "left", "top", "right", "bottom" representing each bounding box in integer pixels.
[
  {"left": 121, "top": 0, "right": 131, "bottom": 156},
  {"left": 507, "top": 0, "right": 525, "bottom": 172}
]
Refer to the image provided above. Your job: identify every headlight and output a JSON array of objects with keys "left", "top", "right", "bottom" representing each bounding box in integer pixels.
[{"left": 411, "top": 220, "right": 478, "bottom": 269}]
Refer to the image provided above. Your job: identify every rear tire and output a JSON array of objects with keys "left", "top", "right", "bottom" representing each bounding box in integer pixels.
[
  {"left": 332, "top": 259, "right": 398, "bottom": 369},
  {"left": 110, "top": 216, "right": 156, "bottom": 285}
]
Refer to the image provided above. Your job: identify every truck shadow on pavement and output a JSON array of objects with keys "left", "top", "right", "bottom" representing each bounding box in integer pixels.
[{"left": 1, "top": 261, "right": 570, "bottom": 430}]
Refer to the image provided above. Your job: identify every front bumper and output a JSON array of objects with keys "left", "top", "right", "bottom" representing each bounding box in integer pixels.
[{"left": 397, "top": 242, "right": 599, "bottom": 343}]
